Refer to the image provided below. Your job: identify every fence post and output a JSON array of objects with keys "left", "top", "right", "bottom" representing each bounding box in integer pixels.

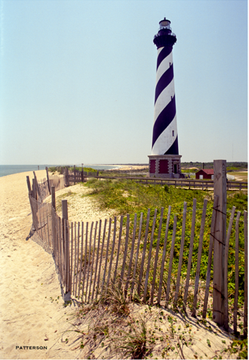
[
  {"left": 30, "top": 178, "right": 39, "bottom": 230},
  {"left": 74, "top": 165, "right": 76, "bottom": 185},
  {"left": 64, "top": 167, "right": 69, "bottom": 187},
  {"left": 32, "top": 178, "right": 37, "bottom": 200},
  {"left": 213, "top": 159, "right": 227, "bottom": 326},
  {"left": 51, "top": 186, "right": 56, "bottom": 210},
  {"left": 46, "top": 167, "right": 51, "bottom": 194},
  {"left": 26, "top": 176, "right": 35, "bottom": 231},
  {"left": 62, "top": 200, "right": 71, "bottom": 295},
  {"left": 33, "top": 171, "right": 41, "bottom": 199},
  {"left": 51, "top": 186, "right": 56, "bottom": 257}
]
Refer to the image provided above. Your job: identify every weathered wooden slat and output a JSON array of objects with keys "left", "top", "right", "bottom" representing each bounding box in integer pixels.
[
  {"left": 40, "top": 205, "right": 44, "bottom": 241},
  {"left": 113, "top": 215, "right": 124, "bottom": 285},
  {"left": 234, "top": 211, "right": 241, "bottom": 335},
  {"left": 45, "top": 206, "right": 48, "bottom": 244},
  {"left": 73, "top": 222, "right": 77, "bottom": 296},
  {"left": 46, "top": 204, "right": 50, "bottom": 246},
  {"left": 124, "top": 214, "right": 137, "bottom": 297},
  {"left": 54, "top": 211, "right": 58, "bottom": 266},
  {"left": 166, "top": 215, "right": 177, "bottom": 306},
  {"left": 101, "top": 218, "right": 112, "bottom": 293},
  {"left": 174, "top": 202, "right": 187, "bottom": 306},
  {"left": 56, "top": 215, "right": 59, "bottom": 273},
  {"left": 47, "top": 213, "right": 50, "bottom": 248},
  {"left": 51, "top": 205, "right": 56, "bottom": 260},
  {"left": 92, "top": 219, "right": 102, "bottom": 302},
  {"left": 95, "top": 219, "right": 107, "bottom": 300},
  {"left": 138, "top": 209, "right": 151, "bottom": 296},
  {"left": 60, "top": 217, "right": 64, "bottom": 285},
  {"left": 58, "top": 217, "right": 62, "bottom": 283},
  {"left": 42, "top": 206, "right": 45, "bottom": 242},
  {"left": 62, "top": 201, "right": 68, "bottom": 289},
  {"left": 66, "top": 220, "right": 71, "bottom": 293},
  {"left": 62, "top": 218, "right": 65, "bottom": 287},
  {"left": 244, "top": 211, "right": 248, "bottom": 338},
  {"left": 130, "top": 212, "right": 143, "bottom": 299},
  {"left": 119, "top": 215, "right": 130, "bottom": 289},
  {"left": 64, "top": 220, "right": 68, "bottom": 290},
  {"left": 88, "top": 222, "right": 98, "bottom": 302},
  {"left": 85, "top": 222, "right": 94, "bottom": 302},
  {"left": 67, "top": 220, "right": 71, "bottom": 294},
  {"left": 62, "top": 219, "right": 66, "bottom": 288},
  {"left": 46, "top": 206, "right": 49, "bottom": 246},
  {"left": 224, "top": 206, "right": 236, "bottom": 330},
  {"left": 33, "top": 171, "right": 41, "bottom": 198},
  {"left": 55, "top": 214, "right": 59, "bottom": 270},
  {"left": 202, "top": 195, "right": 219, "bottom": 318},
  {"left": 81, "top": 222, "right": 88, "bottom": 302},
  {"left": 184, "top": 199, "right": 197, "bottom": 307},
  {"left": 70, "top": 222, "right": 74, "bottom": 296},
  {"left": 150, "top": 207, "right": 164, "bottom": 305},
  {"left": 157, "top": 206, "right": 171, "bottom": 305},
  {"left": 106, "top": 217, "right": 117, "bottom": 289},
  {"left": 143, "top": 209, "right": 158, "bottom": 302},
  {"left": 213, "top": 160, "right": 227, "bottom": 326},
  {"left": 37, "top": 203, "right": 41, "bottom": 238},
  {"left": 78, "top": 222, "right": 84, "bottom": 300},
  {"left": 192, "top": 199, "right": 208, "bottom": 317},
  {"left": 75, "top": 222, "right": 80, "bottom": 298}
]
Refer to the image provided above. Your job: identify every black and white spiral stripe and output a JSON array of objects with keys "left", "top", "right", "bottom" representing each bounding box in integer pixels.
[{"left": 152, "top": 46, "right": 179, "bottom": 155}]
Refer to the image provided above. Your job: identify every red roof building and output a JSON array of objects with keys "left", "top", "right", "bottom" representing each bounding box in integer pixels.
[{"left": 196, "top": 169, "right": 214, "bottom": 180}]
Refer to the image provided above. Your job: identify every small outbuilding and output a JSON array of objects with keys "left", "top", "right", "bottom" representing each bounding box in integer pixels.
[{"left": 196, "top": 169, "right": 214, "bottom": 180}]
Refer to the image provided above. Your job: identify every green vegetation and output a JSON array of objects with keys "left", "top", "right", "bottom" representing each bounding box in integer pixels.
[
  {"left": 116, "top": 317, "right": 153, "bottom": 359},
  {"left": 60, "top": 177, "right": 246, "bottom": 357},
  {"left": 71, "top": 299, "right": 246, "bottom": 359},
  {"left": 48, "top": 165, "right": 98, "bottom": 175},
  {"left": 84, "top": 178, "right": 213, "bottom": 215},
  {"left": 181, "top": 161, "right": 247, "bottom": 172},
  {"left": 81, "top": 178, "right": 247, "bottom": 315},
  {"left": 181, "top": 168, "right": 198, "bottom": 174}
]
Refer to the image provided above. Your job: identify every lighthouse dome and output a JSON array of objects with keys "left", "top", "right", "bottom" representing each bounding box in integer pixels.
[{"left": 159, "top": 18, "right": 171, "bottom": 29}]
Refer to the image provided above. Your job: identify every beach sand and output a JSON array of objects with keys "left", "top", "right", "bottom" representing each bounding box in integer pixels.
[
  {"left": 0, "top": 171, "right": 82, "bottom": 359},
  {"left": 0, "top": 170, "right": 240, "bottom": 359}
]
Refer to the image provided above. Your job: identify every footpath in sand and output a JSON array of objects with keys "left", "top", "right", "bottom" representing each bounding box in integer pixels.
[{"left": 0, "top": 170, "right": 241, "bottom": 359}]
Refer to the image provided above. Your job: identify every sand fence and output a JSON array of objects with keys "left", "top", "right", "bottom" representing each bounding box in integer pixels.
[{"left": 26, "top": 161, "right": 247, "bottom": 339}]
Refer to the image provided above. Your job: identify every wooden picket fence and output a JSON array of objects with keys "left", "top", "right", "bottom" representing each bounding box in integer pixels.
[{"left": 26, "top": 168, "right": 248, "bottom": 338}]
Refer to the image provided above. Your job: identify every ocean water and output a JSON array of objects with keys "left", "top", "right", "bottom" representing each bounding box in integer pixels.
[
  {"left": 0, "top": 164, "right": 119, "bottom": 178},
  {"left": 0, "top": 165, "right": 49, "bottom": 178}
]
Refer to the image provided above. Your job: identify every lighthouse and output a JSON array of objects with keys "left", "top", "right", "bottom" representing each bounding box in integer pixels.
[{"left": 148, "top": 18, "right": 182, "bottom": 178}]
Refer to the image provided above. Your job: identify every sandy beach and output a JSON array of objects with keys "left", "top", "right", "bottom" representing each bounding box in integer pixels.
[
  {"left": 0, "top": 170, "right": 241, "bottom": 359},
  {"left": 0, "top": 171, "right": 81, "bottom": 359}
]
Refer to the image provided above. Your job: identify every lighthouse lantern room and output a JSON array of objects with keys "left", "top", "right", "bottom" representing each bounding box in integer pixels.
[{"left": 148, "top": 18, "right": 182, "bottom": 178}]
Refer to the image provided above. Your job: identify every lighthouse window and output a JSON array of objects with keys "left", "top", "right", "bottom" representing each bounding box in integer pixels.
[{"left": 172, "top": 130, "right": 174, "bottom": 136}]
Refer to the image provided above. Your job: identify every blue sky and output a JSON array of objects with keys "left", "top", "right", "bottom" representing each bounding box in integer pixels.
[{"left": 0, "top": 0, "right": 247, "bottom": 165}]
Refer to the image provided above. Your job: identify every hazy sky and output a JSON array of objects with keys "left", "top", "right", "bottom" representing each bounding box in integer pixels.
[{"left": 0, "top": 0, "right": 247, "bottom": 165}]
